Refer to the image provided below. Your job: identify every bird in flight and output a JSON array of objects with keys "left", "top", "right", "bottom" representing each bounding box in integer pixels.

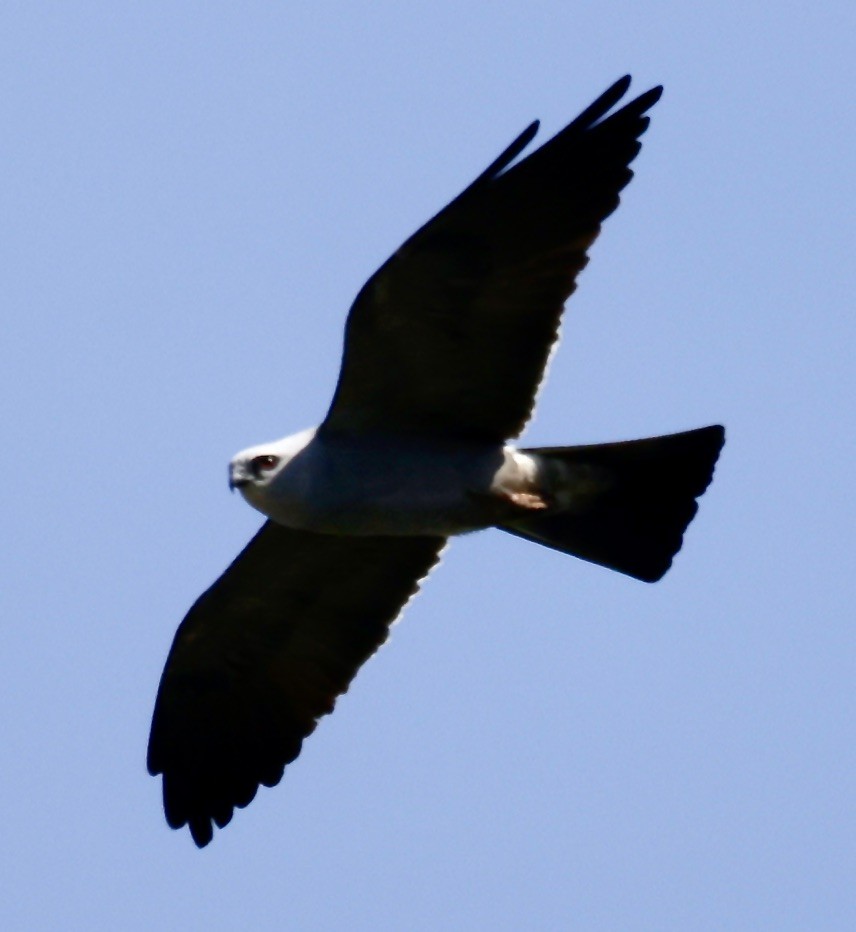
[{"left": 148, "top": 76, "right": 724, "bottom": 847}]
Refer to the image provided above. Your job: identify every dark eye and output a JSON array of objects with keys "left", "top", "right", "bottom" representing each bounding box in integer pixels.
[{"left": 250, "top": 454, "right": 280, "bottom": 476}]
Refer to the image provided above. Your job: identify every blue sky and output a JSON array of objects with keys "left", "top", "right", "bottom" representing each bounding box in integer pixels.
[{"left": 2, "top": 3, "right": 854, "bottom": 929}]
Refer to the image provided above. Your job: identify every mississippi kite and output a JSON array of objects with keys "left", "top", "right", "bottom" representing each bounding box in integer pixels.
[{"left": 148, "top": 76, "right": 724, "bottom": 847}]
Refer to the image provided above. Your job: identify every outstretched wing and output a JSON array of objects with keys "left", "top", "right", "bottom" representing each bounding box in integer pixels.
[
  {"left": 321, "top": 76, "right": 662, "bottom": 443},
  {"left": 147, "top": 521, "right": 445, "bottom": 847}
]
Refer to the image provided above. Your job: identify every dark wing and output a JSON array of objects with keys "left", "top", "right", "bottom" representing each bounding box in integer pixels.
[
  {"left": 147, "top": 521, "right": 445, "bottom": 847},
  {"left": 321, "top": 76, "right": 662, "bottom": 443}
]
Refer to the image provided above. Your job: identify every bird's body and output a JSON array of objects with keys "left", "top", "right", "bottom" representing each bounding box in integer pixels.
[
  {"left": 232, "top": 428, "right": 541, "bottom": 536},
  {"left": 148, "top": 76, "right": 725, "bottom": 847}
]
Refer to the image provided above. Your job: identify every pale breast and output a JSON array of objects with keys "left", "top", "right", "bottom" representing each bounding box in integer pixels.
[{"left": 256, "top": 432, "right": 510, "bottom": 536}]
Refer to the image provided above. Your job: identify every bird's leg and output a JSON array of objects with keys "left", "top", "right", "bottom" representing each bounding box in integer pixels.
[
  {"left": 497, "top": 490, "right": 550, "bottom": 510},
  {"left": 466, "top": 486, "right": 552, "bottom": 521}
]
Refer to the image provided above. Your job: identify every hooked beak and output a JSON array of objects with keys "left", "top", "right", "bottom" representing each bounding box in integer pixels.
[{"left": 228, "top": 464, "right": 250, "bottom": 492}]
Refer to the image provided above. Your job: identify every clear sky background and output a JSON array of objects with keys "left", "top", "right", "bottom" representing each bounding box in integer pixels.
[{"left": 3, "top": 3, "right": 854, "bottom": 930}]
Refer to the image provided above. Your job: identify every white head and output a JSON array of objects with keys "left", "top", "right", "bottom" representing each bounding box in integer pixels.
[{"left": 228, "top": 427, "right": 316, "bottom": 499}]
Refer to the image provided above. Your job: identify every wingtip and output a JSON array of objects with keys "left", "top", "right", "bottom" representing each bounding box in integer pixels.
[
  {"left": 637, "top": 84, "right": 664, "bottom": 110},
  {"left": 598, "top": 74, "right": 633, "bottom": 112},
  {"left": 571, "top": 75, "right": 637, "bottom": 130},
  {"left": 613, "top": 74, "right": 633, "bottom": 95},
  {"left": 604, "top": 76, "right": 664, "bottom": 115},
  {"left": 467, "top": 118, "right": 541, "bottom": 188},
  {"left": 512, "top": 119, "right": 540, "bottom": 158},
  {"left": 189, "top": 817, "right": 214, "bottom": 848}
]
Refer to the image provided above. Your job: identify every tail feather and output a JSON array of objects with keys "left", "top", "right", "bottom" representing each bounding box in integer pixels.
[{"left": 500, "top": 425, "right": 724, "bottom": 582}]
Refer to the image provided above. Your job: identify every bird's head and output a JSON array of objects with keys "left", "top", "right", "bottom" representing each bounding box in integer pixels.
[{"left": 228, "top": 427, "right": 316, "bottom": 500}]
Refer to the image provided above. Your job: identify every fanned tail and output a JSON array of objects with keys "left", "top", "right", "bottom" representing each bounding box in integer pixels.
[{"left": 500, "top": 425, "right": 724, "bottom": 582}]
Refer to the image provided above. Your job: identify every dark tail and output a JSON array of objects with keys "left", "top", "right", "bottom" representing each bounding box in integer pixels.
[{"left": 500, "top": 425, "right": 725, "bottom": 582}]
